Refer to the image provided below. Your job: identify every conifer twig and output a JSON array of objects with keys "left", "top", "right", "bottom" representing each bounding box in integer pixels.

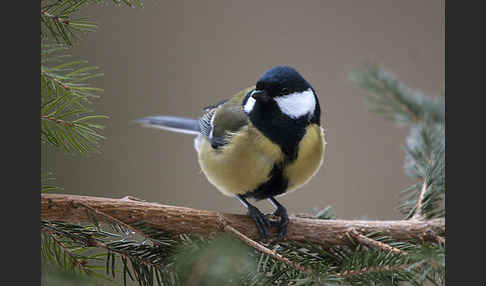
[
  {"left": 412, "top": 180, "right": 428, "bottom": 220},
  {"left": 75, "top": 202, "right": 152, "bottom": 241},
  {"left": 217, "top": 215, "right": 309, "bottom": 274},
  {"left": 43, "top": 223, "right": 161, "bottom": 269},
  {"left": 45, "top": 231, "right": 90, "bottom": 272},
  {"left": 41, "top": 115, "right": 76, "bottom": 127},
  {"left": 348, "top": 229, "right": 408, "bottom": 255}
]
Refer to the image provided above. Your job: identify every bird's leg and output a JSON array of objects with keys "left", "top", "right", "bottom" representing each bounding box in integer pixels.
[
  {"left": 267, "top": 197, "right": 289, "bottom": 240},
  {"left": 236, "top": 195, "right": 270, "bottom": 241}
]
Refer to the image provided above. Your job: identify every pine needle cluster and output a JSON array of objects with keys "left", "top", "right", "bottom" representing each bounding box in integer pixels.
[
  {"left": 41, "top": 43, "right": 108, "bottom": 154},
  {"left": 40, "top": 1, "right": 445, "bottom": 285}
]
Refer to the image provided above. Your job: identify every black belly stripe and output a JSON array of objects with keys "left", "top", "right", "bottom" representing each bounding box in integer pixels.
[
  {"left": 244, "top": 163, "right": 288, "bottom": 200},
  {"left": 244, "top": 121, "right": 314, "bottom": 200}
]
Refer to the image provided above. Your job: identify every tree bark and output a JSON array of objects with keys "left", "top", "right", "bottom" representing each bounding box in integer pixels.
[{"left": 41, "top": 193, "right": 444, "bottom": 246}]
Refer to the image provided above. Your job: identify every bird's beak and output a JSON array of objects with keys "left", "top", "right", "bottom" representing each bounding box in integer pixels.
[{"left": 251, "top": 89, "right": 270, "bottom": 102}]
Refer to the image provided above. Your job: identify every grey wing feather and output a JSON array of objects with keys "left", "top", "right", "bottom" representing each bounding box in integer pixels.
[
  {"left": 198, "top": 107, "right": 228, "bottom": 148},
  {"left": 198, "top": 98, "right": 249, "bottom": 149},
  {"left": 198, "top": 109, "right": 216, "bottom": 138}
]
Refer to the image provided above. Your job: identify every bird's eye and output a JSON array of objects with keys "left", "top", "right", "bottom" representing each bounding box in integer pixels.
[
  {"left": 256, "top": 82, "right": 264, "bottom": 90},
  {"left": 281, "top": 88, "right": 289, "bottom": 94}
]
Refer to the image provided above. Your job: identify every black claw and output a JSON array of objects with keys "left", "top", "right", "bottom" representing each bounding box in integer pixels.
[
  {"left": 247, "top": 205, "right": 270, "bottom": 241},
  {"left": 268, "top": 198, "right": 289, "bottom": 240},
  {"left": 275, "top": 208, "right": 289, "bottom": 240}
]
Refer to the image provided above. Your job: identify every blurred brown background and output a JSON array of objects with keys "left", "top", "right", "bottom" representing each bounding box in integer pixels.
[{"left": 42, "top": 0, "right": 444, "bottom": 220}]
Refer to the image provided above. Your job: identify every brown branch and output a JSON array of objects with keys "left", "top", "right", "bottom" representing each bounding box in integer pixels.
[{"left": 41, "top": 194, "right": 445, "bottom": 247}]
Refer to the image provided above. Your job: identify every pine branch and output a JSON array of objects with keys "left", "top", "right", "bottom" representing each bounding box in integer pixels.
[
  {"left": 41, "top": 113, "right": 108, "bottom": 153},
  {"left": 412, "top": 180, "right": 428, "bottom": 220},
  {"left": 41, "top": 219, "right": 180, "bottom": 286},
  {"left": 41, "top": 46, "right": 108, "bottom": 153},
  {"left": 41, "top": 229, "right": 115, "bottom": 284},
  {"left": 334, "top": 247, "right": 422, "bottom": 285},
  {"left": 351, "top": 65, "right": 445, "bottom": 222},
  {"left": 41, "top": 49, "right": 104, "bottom": 100},
  {"left": 401, "top": 124, "right": 445, "bottom": 219},
  {"left": 41, "top": 0, "right": 98, "bottom": 46},
  {"left": 41, "top": 194, "right": 445, "bottom": 246},
  {"left": 42, "top": 232, "right": 100, "bottom": 275},
  {"left": 348, "top": 228, "right": 408, "bottom": 255},
  {"left": 220, "top": 219, "right": 310, "bottom": 274},
  {"left": 350, "top": 64, "right": 444, "bottom": 126},
  {"left": 41, "top": 0, "right": 144, "bottom": 46},
  {"left": 244, "top": 240, "right": 342, "bottom": 285}
]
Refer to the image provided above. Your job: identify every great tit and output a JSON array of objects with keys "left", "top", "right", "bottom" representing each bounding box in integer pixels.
[{"left": 136, "top": 66, "right": 326, "bottom": 240}]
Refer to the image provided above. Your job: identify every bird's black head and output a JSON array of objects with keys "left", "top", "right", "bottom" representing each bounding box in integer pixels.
[
  {"left": 243, "top": 66, "right": 320, "bottom": 125},
  {"left": 255, "top": 66, "right": 312, "bottom": 97},
  {"left": 242, "top": 66, "right": 321, "bottom": 159}
]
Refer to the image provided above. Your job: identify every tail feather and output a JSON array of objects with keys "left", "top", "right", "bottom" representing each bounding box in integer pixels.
[{"left": 135, "top": 116, "right": 200, "bottom": 135}]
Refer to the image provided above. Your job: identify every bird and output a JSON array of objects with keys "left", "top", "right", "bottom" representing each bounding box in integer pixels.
[{"left": 136, "top": 66, "right": 326, "bottom": 240}]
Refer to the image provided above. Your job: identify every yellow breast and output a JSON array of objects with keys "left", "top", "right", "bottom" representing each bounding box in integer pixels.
[
  {"left": 283, "top": 124, "right": 326, "bottom": 194},
  {"left": 197, "top": 125, "right": 284, "bottom": 196},
  {"left": 197, "top": 123, "right": 326, "bottom": 197}
]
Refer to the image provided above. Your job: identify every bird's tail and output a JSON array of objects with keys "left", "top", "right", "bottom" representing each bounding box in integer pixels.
[{"left": 135, "top": 116, "right": 200, "bottom": 135}]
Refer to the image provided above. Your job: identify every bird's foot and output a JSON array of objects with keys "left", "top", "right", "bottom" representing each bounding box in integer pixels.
[
  {"left": 247, "top": 205, "right": 271, "bottom": 241},
  {"left": 267, "top": 207, "right": 289, "bottom": 240}
]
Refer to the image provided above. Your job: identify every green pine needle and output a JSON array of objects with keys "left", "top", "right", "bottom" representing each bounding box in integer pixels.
[
  {"left": 41, "top": 45, "right": 107, "bottom": 153},
  {"left": 350, "top": 64, "right": 444, "bottom": 126},
  {"left": 400, "top": 124, "right": 445, "bottom": 219}
]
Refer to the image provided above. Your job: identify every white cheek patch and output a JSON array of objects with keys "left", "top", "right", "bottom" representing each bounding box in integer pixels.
[
  {"left": 243, "top": 96, "right": 256, "bottom": 113},
  {"left": 275, "top": 89, "right": 316, "bottom": 119}
]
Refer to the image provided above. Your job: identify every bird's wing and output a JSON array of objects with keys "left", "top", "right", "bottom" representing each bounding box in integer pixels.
[{"left": 199, "top": 86, "right": 255, "bottom": 148}]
